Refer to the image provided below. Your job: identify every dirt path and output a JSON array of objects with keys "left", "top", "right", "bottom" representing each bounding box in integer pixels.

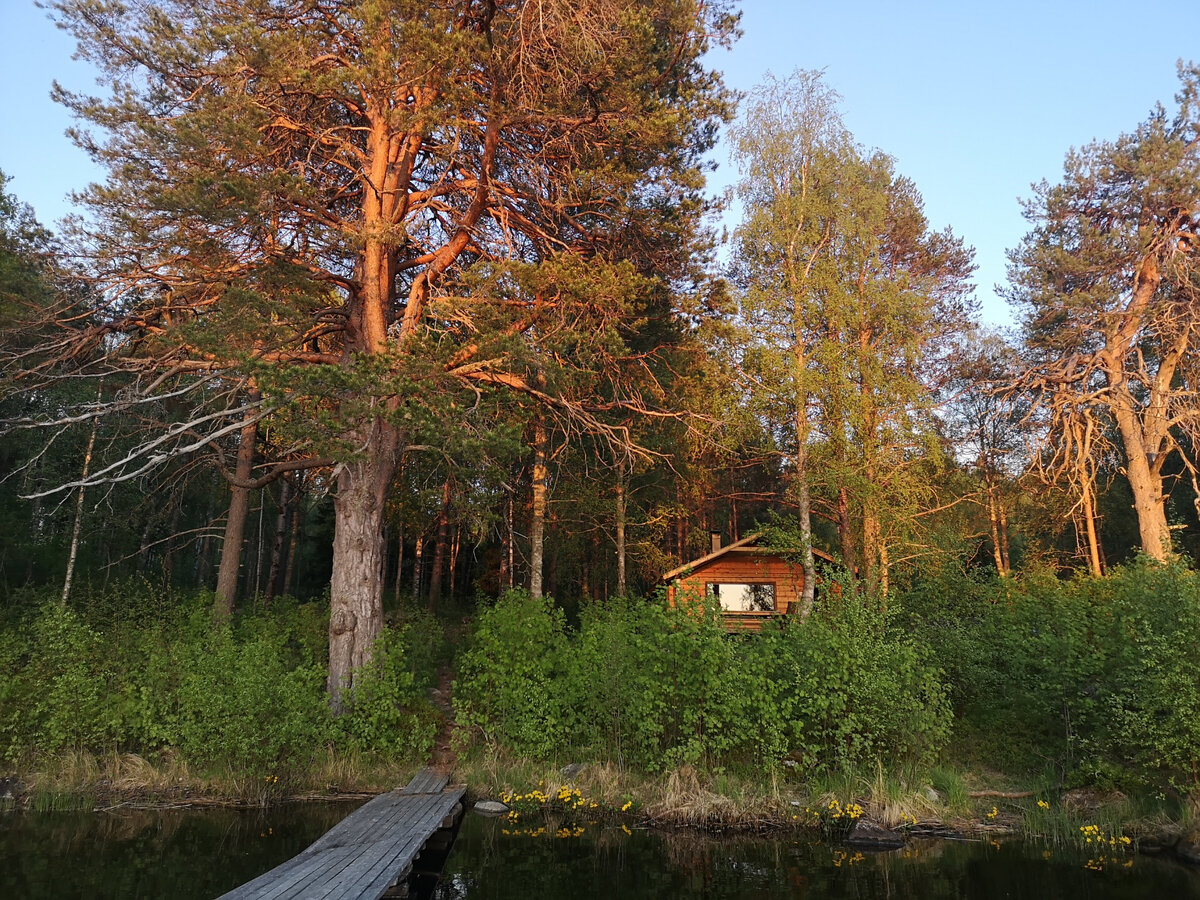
[{"left": 429, "top": 663, "right": 458, "bottom": 770}]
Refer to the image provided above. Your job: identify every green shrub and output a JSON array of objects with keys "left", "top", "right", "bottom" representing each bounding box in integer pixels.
[
  {"left": 568, "top": 594, "right": 748, "bottom": 771},
  {"left": 751, "top": 585, "right": 952, "bottom": 772},
  {"left": 1102, "top": 562, "right": 1200, "bottom": 796},
  {"left": 334, "top": 623, "right": 438, "bottom": 758},
  {"left": 18, "top": 604, "right": 123, "bottom": 755},
  {"left": 453, "top": 590, "right": 570, "bottom": 758},
  {"left": 171, "top": 620, "right": 329, "bottom": 774}
]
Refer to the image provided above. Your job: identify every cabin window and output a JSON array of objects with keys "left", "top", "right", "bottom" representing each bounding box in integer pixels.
[{"left": 707, "top": 582, "right": 776, "bottom": 612}]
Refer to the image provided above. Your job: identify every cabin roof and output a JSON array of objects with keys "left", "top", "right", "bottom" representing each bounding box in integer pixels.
[{"left": 661, "top": 532, "right": 837, "bottom": 582}]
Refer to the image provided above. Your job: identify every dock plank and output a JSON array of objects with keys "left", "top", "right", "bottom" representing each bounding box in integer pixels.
[
  {"left": 299, "top": 794, "right": 446, "bottom": 898},
  {"left": 399, "top": 768, "right": 449, "bottom": 795},
  {"left": 219, "top": 768, "right": 463, "bottom": 900}
]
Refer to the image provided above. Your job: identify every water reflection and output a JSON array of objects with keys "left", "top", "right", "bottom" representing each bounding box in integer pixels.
[
  {"left": 0, "top": 801, "right": 360, "bottom": 899},
  {"left": 437, "top": 814, "right": 1200, "bottom": 900},
  {"left": 1, "top": 802, "right": 1199, "bottom": 899}
]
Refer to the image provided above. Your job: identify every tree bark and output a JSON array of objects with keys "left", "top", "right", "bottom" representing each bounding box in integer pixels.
[
  {"left": 412, "top": 534, "right": 424, "bottom": 603},
  {"left": 214, "top": 394, "right": 259, "bottom": 618},
  {"left": 793, "top": 343, "right": 816, "bottom": 616},
  {"left": 282, "top": 475, "right": 303, "bottom": 598},
  {"left": 1079, "top": 480, "right": 1104, "bottom": 576},
  {"left": 837, "top": 483, "right": 856, "bottom": 583},
  {"left": 1111, "top": 400, "right": 1171, "bottom": 560},
  {"left": 61, "top": 407, "right": 98, "bottom": 606},
  {"left": 393, "top": 519, "right": 405, "bottom": 604},
  {"left": 428, "top": 476, "right": 451, "bottom": 611},
  {"left": 327, "top": 417, "right": 397, "bottom": 713},
  {"left": 265, "top": 476, "right": 292, "bottom": 601},
  {"left": 984, "top": 471, "right": 1009, "bottom": 577},
  {"left": 615, "top": 472, "right": 627, "bottom": 597},
  {"left": 529, "top": 417, "right": 548, "bottom": 598},
  {"left": 449, "top": 524, "right": 460, "bottom": 599},
  {"left": 161, "top": 490, "right": 183, "bottom": 589}
]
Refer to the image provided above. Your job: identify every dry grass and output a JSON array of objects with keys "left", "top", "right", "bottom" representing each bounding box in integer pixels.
[
  {"left": 455, "top": 754, "right": 790, "bottom": 829},
  {"left": 11, "top": 749, "right": 427, "bottom": 809}
]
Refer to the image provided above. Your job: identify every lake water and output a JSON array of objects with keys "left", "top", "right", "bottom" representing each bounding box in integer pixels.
[{"left": 2, "top": 802, "right": 1199, "bottom": 899}]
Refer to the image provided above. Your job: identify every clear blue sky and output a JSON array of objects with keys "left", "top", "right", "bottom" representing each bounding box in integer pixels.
[{"left": 1, "top": 1, "right": 1194, "bottom": 326}]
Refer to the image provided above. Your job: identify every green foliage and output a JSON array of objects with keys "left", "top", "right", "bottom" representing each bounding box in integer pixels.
[
  {"left": 454, "top": 585, "right": 951, "bottom": 775},
  {"left": 16, "top": 605, "right": 123, "bottom": 756},
  {"left": 568, "top": 594, "right": 748, "bottom": 771},
  {"left": 0, "top": 589, "right": 438, "bottom": 771},
  {"left": 904, "top": 559, "right": 1200, "bottom": 798},
  {"left": 172, "top": 626, "right": 328, "bottom": 775},
  {"left": 453, "top": 590, "right": 571, "bottom": 759},
  {"left": 748, "top": 583, "right": 952, "bottom": 772},
  {"left": 1102, "top": 562, "right": 1200, "bottom": 795},
  {"left": 334, "top": 623, "right": 438, "bottom": 758}
]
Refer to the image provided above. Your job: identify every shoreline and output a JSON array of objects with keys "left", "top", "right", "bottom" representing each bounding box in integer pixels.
[{"left": 4, "top": 754, "right": 1198, "bottom": 868}]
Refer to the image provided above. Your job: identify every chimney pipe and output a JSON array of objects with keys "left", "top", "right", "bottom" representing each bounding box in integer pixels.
[{"left": 710, "top": 531, "right": 721, "bottom": 554}]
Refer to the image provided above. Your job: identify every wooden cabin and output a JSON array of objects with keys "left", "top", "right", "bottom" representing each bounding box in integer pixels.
[{"left": 663, "top": 532, "right": 836, "bottom": 632}]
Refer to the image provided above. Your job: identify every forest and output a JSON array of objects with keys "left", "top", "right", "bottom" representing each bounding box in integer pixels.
[{"left": 1, "top": 0, "right": 1200, "bottom": 827}]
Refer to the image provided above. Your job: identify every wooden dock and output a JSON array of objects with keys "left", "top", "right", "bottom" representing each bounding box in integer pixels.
[{"left": 219, "top": 768, "right": 464, "bottom": 900}]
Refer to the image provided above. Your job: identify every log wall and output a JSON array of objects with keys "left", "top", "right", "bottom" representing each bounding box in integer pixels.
[{"left": 667, "top": 550, "right": 807, "bottom": 632}]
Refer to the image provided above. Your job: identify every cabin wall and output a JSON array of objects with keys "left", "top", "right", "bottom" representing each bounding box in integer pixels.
[{"left": 667, "top": 552, "right": 806, "bottom": 631}]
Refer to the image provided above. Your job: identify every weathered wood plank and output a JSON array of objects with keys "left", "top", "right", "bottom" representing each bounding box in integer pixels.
[
  {"left": 219, "top": 783, "right": 464, "bottom": 900},
  {"left": 399, "top": 767, "right": 450, "bottom": 795},
  {"left": 299, "top": 792, "right": 459, "bottom": 899},
  {"left": 310, "top": 830, "right": 428, "bottom": 899}
]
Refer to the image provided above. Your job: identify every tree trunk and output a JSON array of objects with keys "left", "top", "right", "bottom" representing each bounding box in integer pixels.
[
  {"left": 793, "top": 381, "right": 816, "bottom": 617},
  {"left": 282, "top": 475, "right": 303, "bottom": 598},
  {"left": 984, "top": 471, "right": 1009, "bottom": 577},
  {"left": 506, "top": 493, "right": 515, "bottom": 589},
  {"left": 998, "top": 502, "right": 1012, "bottom": 574},
  {"left": 591, "top": 533, "right": 602, "bottom": 602},
  {"left": 253, "top": 495, "right": 266, "bottom": 599},
  {"left": 214, "top": 395, "right": 259, "bottom": 618},
  {"left": 61, "top": 407, "right": 99, "bottom": 606},
  {"left": 878, "top": 541, "right": 889, "bottom": 602},
  {"left": 1112, "top": 402, "right": 1171, "bottom": 560},
  {"left": 428, "top": 476, "right": 451, "bottom": 611},
  {"left": 265, "top": 476, "right": 292, "bottom": 601},
  {"left": 412, "top": 534, "right": 424, "bottom": 603},
  {"left": 837, "top": 483, "right": 856, "bottom": 583},
  {"left": 615, "top": 472, "right": 627, "bottom": 597},
  {"left": 327, "top": 417, "right": 397, "bottom": 713},
  {"left": 393, "top": 519, "right": 405, "bottom": 604},
  {"left": 161, "top": 490, "right": 183, "bottom": 589},
  {"left": 449, "top": 524, "right": 460, "bottom": 599},
  {"left": 862, "top": 507, "right": 881, "bottom": 595},
  {"left": 1080, "top": 479, "right": 1104, "bottom": 577},
  {"left": 529, "top": 418, "right": 548, "bottom": 599}
]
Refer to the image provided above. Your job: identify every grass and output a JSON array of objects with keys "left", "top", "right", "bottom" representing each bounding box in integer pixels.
[
  {"left": 5, "top": 744, "right": 1196, "bottom": 853},
  {"left": 5, "top": 747, "right": 428, "bottom": 809}
]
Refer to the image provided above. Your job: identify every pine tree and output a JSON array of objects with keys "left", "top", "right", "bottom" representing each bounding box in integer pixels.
[
  {"left": 43, "top": 0, "right": 735, "bottom": 708},
  {"left": 1007, "top": 62, "right": 1200, "bottom": 562}
]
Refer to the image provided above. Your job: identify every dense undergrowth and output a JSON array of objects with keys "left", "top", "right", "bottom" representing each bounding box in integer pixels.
[
  {"left": 454, "top": 559, "right": 1200, "bottom": 814},
  {"left": 0, "top": 585, "right": 443, "bottom": 778},
  {"left": 2, "top": 558, "right": 1199, "bottom": 823}
]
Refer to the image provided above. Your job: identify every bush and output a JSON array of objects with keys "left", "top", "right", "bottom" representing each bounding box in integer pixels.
[
  {"left": 171, "top": 620, "right": 330, "bottom": 775},
  {"left": 5, "top": 604, "right": 124, "bottom": 757},
  {"left": 453, "top": 590, "right": 571, "bottom": 758},
  {"left": 568, "top": 594, "right": 748, "bottom": 771},
  {"left": 748, "top": 585, "right": 952, "bottom": 772},
  {"left": 0, "top": 589, "right": 443, "bottom": 774},
  {"left": 333, "top": 623, "right": 438, "bottom": 758},
  {"left": 1102, "top": 562, "right": 1200, "bottom": 796},
  {"left": 901, "top": 558, "right": 1200, "bottom": 798}
]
